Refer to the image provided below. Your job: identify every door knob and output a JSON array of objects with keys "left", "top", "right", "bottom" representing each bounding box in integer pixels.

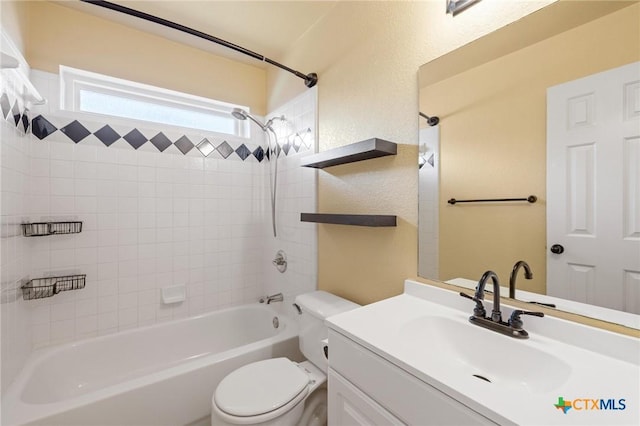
[{"left": 550, "top": 244, "right": 564, "bottom": 254}]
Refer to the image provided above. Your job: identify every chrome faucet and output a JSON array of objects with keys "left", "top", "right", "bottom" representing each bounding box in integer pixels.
[
  {"left": 509, "top": 260, "right": 533, "bottom": 299},
  {"left": 260, "top": 293, "right": 284, "bottom": 304},
  {"left": 460, "top": 270, "right": 543, "bottom": 339}
]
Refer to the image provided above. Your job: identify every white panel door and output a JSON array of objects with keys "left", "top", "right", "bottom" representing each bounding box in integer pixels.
[{"left": 547, "top": 61, "right": 640, "bottom": 313}]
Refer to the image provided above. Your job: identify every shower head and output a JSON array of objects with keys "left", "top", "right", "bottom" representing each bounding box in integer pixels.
[
  {"left": 231, "top": 108, "right": 284, "bottom": 132},
  {"left": 231, "top": 108, "right": 248, "bottom": 120},
  {"left": 231, "top": 107, "right": 269, "bottom": 130}
]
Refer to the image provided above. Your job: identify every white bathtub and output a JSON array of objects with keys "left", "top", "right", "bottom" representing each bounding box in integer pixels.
[{"left": 2, "top": 304, "right": 300, "bottom": 426}]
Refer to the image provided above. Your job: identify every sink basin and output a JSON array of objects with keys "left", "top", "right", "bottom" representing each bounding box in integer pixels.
[
  {"left": 326, "top": 280, "right": 640, "bottom": 425},
  {"left": 398, "top": 316, "right": 571, "bottom": 393}
]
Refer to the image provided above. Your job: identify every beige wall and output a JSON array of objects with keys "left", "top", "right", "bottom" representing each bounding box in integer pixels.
[
  {"left": 19, "top": 1, "right": 267, "bottom": 115},
  {"left": 421, "top": 4, "right": 640, "bottom": 294},
  {"left": 1, "top": 1, "right": 28, "bottom": 54},
  {"left": 267, "top": 0, "right": 552, "bottom": 305}
]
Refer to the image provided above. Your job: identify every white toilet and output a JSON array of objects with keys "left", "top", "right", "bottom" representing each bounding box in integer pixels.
[{"left": 211, "top": 291, "right": 359, "bottom": 426}]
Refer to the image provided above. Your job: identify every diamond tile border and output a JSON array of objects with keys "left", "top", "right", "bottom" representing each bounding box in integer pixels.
[
  {"left": 235, "top": 144, "right": 251, "bottom": 160},
  {"left": 123, "top": 128, "right": 148, "bottom": 150},
  {"left": 252, "top": 146, "right": 265, "bottom": 162},
  {"left": 0, "top": 92, "right": 11, "bottom": 120},
  {"left": 216, "top": 141, "right": 234, "bottom": 159},
  {"left": 60, "top": 120, "right": 91, "bottom": 143},
  {"left": 1, "top": 89, "right": 312, "bottom": 163},
  {"left": 94, "top": 125, "right": 120, "bottom": 146},
  {"left": 174, "top": 135, "right": 194, "bottom": 155},
  {"left": 196, "top": 138, "right": 215, "bottom": 156},
  {"left": 1, "top": 90, "right": 30, "bottom": 136},
  {"left": 150, "top": 132, "right": 172, "bottom": 152}
]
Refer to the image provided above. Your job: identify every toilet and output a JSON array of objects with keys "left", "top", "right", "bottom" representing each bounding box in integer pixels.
[{"left": 211, "top": 291, "right": 359, "bottom": 426}]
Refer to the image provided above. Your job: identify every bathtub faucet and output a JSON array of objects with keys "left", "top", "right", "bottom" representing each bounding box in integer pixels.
[{"left": 260, "top": 293, "right": 284, "bottom": 304}]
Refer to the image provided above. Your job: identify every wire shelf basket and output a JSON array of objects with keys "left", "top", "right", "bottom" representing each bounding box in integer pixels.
[
  {"left": 21, "top": 274, "right": 86, "bottom": 300},
  {"left": 22, "top": 221, "right": 83, "bottom": 237}
]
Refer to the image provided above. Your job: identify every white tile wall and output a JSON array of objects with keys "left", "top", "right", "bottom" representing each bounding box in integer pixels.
[
  {"left": 4, "top": 71, "right": 319, "bottom": 353},
  {"left": 262, "top": 88, "right": 319, "bottom": 317},
  {"left": 23, "top": 132, "right": 267, "bottom": 346},
  {"left": 1, "top": 74, "right": 33, "bottom": 393}
]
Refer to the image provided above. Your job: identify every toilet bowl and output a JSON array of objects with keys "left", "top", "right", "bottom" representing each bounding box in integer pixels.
[
  {"left": 211, "top": 291, "right": 358, "bottom": 425},
  {"left": 212, "top": 358, "right": 324, "bottom": 425}
]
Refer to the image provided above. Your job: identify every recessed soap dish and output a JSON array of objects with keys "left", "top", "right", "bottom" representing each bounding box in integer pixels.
[{"left": 162, "top": 284, "right": 186, "bottom": 304}]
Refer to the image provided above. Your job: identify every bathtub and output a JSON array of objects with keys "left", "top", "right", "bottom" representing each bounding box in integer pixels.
[{"left": 2, "top": 304, "right": 301, "bottom": 426}]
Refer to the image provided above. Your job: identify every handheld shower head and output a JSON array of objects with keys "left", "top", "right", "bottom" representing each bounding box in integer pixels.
[
  {"left": 231, "top": 108, "right": 270, "bottom": 130},
  {"left": 231, "top": 108, "right": 248, "bottom": 120},
  {"left": 231, "top": 108, "right": 286, "bottom": 132},
  {"left": 230, "top": 107, "right": 286, "bottom": 238}
]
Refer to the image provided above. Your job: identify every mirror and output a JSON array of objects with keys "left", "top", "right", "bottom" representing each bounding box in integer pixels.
[{"left": 418, "top": 1, "right": 640, "bottom": 329}]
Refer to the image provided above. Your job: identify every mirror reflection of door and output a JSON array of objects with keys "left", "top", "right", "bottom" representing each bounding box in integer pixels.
[{"left": 547, "top": 61, "right": 640, "bottom": 314}]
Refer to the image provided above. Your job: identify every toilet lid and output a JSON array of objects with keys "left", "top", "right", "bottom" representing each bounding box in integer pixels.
[{"left": 214, "top": 358, "right": 309, "bottom": 417}]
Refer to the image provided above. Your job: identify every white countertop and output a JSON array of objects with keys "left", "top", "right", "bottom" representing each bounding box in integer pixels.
[{"left": 327, "top": 280, "right": 640, "bottom": 426}]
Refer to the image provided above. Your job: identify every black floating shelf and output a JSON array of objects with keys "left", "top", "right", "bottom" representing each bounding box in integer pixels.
[
  {"left": 301, "top": 138, "right": 397, "bottom": 169},
  {"left": 301, "top": 213, "right": 397, "bottom": 227}
]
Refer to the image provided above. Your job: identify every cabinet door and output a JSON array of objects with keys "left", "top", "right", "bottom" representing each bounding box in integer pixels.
[
  {"left": 328, "top": 369, "right": 405, "bottom": 426},
  {"left": 329, "top": 330, "right": 498, "bottom": 425}
]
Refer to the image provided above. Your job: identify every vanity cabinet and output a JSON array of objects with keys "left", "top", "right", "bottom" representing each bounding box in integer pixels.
[
  {"left": 328, "top": 369, "right": 403, "bottom": 425},
  {"left": 327, "top": 330, "right": 497, "bottom": 426}
]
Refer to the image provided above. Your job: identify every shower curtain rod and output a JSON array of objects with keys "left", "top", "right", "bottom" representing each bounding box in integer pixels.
[
  {"left": 80, "top": 0, "right": 318, "bottom": 88},
  {"left": 419, "top": 112, "right": 439, "bottom": 126}
]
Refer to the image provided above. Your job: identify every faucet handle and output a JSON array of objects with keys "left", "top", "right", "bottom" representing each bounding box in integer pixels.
[
  {"left": 527, "top": 300, "right": 556, "bottom": 308},
  {"left": 459, "top": 292, "right": 476, "bottom": 301},
  {"left": 459, "top": 292, "right": 486, "bottom": 318},
  {"left": 508, "top": 309, "right": 544, "bottom": 329},
  {"left": 272, "top": 250, "right": 287, "bottom": 273}
]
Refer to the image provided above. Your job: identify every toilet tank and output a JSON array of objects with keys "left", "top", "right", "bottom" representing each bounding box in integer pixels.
[{"left": 294, "top": 291, "right": 359, "bottom": 372}]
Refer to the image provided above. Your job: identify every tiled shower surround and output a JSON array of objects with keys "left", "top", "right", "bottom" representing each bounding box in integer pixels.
[
  {"left": 1, "top": 68, "right": 317, "bottom": 390},
  {"left": 1, "top": 68, "right": 32, "bottom": 395}
]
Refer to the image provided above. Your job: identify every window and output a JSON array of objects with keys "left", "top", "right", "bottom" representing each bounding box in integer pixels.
[{"left": 59, "top": 66, "right": 249, "bottom": 137}]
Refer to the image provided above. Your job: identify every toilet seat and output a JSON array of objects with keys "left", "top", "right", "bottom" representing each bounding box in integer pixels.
[{"left": 214, "top": 358, "right": 309, "bottom": 422}]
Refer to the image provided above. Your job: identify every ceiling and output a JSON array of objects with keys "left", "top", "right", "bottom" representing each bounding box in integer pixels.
[{"left": 55, "top": 1, "right": 339, "bottom": 68}]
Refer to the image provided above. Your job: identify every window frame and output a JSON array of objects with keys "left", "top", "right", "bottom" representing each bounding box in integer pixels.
[{"left": 59, "top": 65, "right": 250, "bottom": 138}]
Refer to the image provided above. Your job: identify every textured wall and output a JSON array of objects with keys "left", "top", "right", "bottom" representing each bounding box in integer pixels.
[
  {"left": 0, "top": 1, "right": 28, "bottom": 53},
  {"left": 267, "top": 0, "right": 553, "bottom": 304},
  {"left": 20, "top": 1, "right": 268, "bottom": 115}
]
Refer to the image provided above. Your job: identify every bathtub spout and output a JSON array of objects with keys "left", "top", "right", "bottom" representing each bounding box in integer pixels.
[{"left": 260, "top": 293, "right": 284, "bottom": 304}]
